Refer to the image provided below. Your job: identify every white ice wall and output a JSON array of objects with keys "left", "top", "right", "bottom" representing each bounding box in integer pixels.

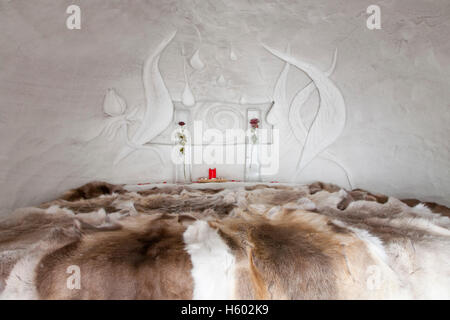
[{"left": 0, "top": 0, "right": 449, "bottom": 216}]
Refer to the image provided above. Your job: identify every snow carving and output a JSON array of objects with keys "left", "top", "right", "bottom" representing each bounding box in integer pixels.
[
  {"left": 182, "top": 82, "right": 195, "bottom": 107},
  {"left": 263, "top": 44, "right": 352, "bottom": 187},
  {"left": 96, "top": 30, "right": 177, "bottom": 164},
  {"left": 266, "top": 44, "right": 292, "bottom": 140},
  {"left": 190, "top": 25, "right": 205, "bottom": 70},
  {"left": 230, "top": 43, "right": 238, "bottom": 61},
  {"left": 103, "top": 89, "right": 127, "bottom": 116},
  {"left": 182, "top": 57, "right": 196, "bottom": 107},
  {"left": 190, "top": 49, "right": 205, "bottom": 70},
  {"left": 98, "top": 89, "right": 139, "bottom": 143},
  {"left": 127, "top": 31, "right": 176, "bottom": 146},
  {"left": 217, "top": 74, "right": 226, "bottom": 86},
  {"left": 95, "top": 28, "right": 350, "bottom": 187}
]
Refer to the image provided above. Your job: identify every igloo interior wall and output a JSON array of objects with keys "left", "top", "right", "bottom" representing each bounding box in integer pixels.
[{"left": 0, "top": 0, "right": 449, "bottom": 216}]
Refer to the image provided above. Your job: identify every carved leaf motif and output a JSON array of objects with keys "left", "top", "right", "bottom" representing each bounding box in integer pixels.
[
  {"left": 114, "top": 30, "right": 177, "bottom": 164},
  {"left": 289, "top": 82, "right": 315, "bottom": 144},
  {"left": 133, "top": 30, "right": 177, "bottom": 145},
  {"left": 289, "top": 49, "right": 337, "bottom": 145},
  {"left": 266, "top": 45, "right": 290, "bottom": 127},
  {"left": 182, "top": 57, "right": 196, "bottom": 107},
  {"left": 263, "top": 45, "right": 346, "bottom": 171}
]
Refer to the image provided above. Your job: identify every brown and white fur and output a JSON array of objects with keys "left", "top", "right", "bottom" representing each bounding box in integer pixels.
[{"left": 0, "top": 182, "right": 449, "bottom": 299}]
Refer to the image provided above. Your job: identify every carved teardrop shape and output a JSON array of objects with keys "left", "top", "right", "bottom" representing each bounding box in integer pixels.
[
  {"left": 103, "top": 88, "right": 126, "bottom": 116},
  {"left": 217, "top": 74, "right": 226, "bottom": 86},
  {"left": 182, "top": 82, "right": 195, "bottom": 107},
  {"left": 230, "top": 48, "right": 237, "bottom": 61},
  {"left": 190, "top": 49, "right": 205, "bottom": 70}
]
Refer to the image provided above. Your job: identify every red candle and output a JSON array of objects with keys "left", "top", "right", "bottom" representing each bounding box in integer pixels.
[
  {"left": 208, "top": 168, "right": 212, "bottom": 179},
  {"left": 212, "top": 168, "right": 216, "bottom": 178}
]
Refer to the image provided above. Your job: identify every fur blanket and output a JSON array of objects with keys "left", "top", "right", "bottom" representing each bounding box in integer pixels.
[{"left": 0, "top": 181, "right": 449, "bottom": 299}]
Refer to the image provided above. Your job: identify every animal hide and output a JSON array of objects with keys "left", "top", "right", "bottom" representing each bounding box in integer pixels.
[{"left": 0, "top": 181, "right": 449, "bottom": 300}]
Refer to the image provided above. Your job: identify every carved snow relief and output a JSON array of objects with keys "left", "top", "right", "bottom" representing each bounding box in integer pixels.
[
  {"left": 190, "top": 49, "right": 205, "bottom": 70},
  {"left": 103, "top": 89, "right": 126, "bottom": 116},
  {"left": 263, "top": 44, "right": 351, "bottom": 187},
  {"left": 95, "top": 31, "right": 177, "bottom": 164},
  {"left": 182, "top": 56, "right": 196, "bottom": 107},
  {"left": 94, "top": 30, "right": 350, "bottom": 186}
]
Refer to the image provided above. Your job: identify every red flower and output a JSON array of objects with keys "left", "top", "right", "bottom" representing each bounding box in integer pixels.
[
  {"left": 178, "top": 121, "right": 185, "bottom": 126},
  {"left": 250, "top": 118, "right": 259, "bottom": 128}
]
